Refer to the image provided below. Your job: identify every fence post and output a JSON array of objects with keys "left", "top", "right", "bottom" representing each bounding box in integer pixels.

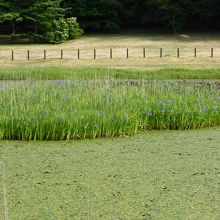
[
  {"left": 11, "top": 50, "right": 14, "bottom": 61},
  {"left": 27, "top": 50, "right": 30, "bottom": 60},
  {"left": 160, "top": 48, "right": 163, "bottom": 58},
  {"left": 194, "top": 48, "right": 197, "bottom": 58},
  {"left": 126, "top": 48, "right": 129, "bottom": 59},
  {"left": 78, "top": 49, "right": 80, "bottom": 59},
  {"left": 110, "top": 48, "right": 112, "bottom": 59},
  {"left": 143, "top": 48, "right": 146, "bottom": 58},
  {"left": 211, "top": 48, "right": 214, "bottom": 58},
  {"left": 61, "top": 49, "right": 63, "bottom": 59},
  {"left": 44, "top": 50, "right": 46, "bottom": 60},
  {"left": 94, "top": 49, "right": 96, "bottom": 59},
  {"left": 177, "top": 48, "right": 180, "bottom": 58}
]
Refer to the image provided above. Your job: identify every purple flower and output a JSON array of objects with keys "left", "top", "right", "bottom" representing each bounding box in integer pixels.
[
  {"left": 212, "top": 106, "right": 219, "bottom": 110},
  {"left": 146, "top": 112, "right": 153, "bottom": 117},
  {"left": 99, "top": 111, "right": 104, "bottom": 116},
  {"left": 202, "top": 106, "right": 207, "bottom": 113},
  {"left": 42, "top": 110, "right": 49, "bottom": 116},
  {"left": 158, "top": 101, "right": 165, "bottom": 106},
  {"left": 57, "top": 80, "right": 64, "bottom": 86},
  {"left": 111, "top": 116, "right": 115, "bottom": 122},
  {"left": 60, "top": 117, "right": 65, "bottom": 123},
  {"left": 0, "top": 85, "right": 4, "bottom": 91},
  {"left": 161, "top": 109, "right": 166, "bottom": 113},
  {"left": 93, "top": 121, "right": 98, "bottom": 126},
  {"left": 214, "top": 97, "right": 220, "bottom": 101},
  {"left": 166, "top": 99, "right": 172, "bottom": 103},
  {"left": 122, "top": 116, "right": 127, "bottom": 122}
]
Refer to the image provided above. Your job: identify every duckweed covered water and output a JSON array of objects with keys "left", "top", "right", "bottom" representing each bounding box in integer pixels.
[{"left": 1, "top": 127, "right": 220, "bottom": 219}]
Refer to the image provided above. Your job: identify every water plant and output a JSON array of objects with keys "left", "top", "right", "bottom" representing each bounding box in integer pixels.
[{"left": 0, "top": 79, "right": 219, "bottom": 140}]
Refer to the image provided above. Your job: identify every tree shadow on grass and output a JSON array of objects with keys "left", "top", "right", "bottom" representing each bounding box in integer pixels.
[{"left": 0, "top": 35, "right": 50, "bottom": 46}]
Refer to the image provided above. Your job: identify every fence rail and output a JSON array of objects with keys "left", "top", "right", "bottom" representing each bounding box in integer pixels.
[{"left": 0, "top": 48, "right": 218, "bottom": 61}]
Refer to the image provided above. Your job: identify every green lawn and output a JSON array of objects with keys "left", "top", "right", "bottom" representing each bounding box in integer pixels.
[{"left": 1, "top": 127, "right": 220, "bottom": 219}]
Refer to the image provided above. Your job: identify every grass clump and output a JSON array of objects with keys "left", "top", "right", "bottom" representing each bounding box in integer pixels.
[
  {"left": 0, "top": 67, "right": 220, "bottom": 80},
  {"left": 0, "top": 79, "right": 219, "bottom": 140}
]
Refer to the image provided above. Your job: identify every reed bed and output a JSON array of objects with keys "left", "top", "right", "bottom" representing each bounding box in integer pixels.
[{"left": 0, "top": 79, "right": 219, "bottom": 140}]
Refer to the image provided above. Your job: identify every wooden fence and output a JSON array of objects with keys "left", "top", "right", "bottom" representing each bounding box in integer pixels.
[{"left": 3, "top": 48, "right": 217, "bottom": 61}]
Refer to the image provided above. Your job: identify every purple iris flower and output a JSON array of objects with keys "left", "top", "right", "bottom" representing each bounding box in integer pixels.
[
  {"left": 99, "top": 111, "right": 104, "bottom": 116},
  {"left": 94, "top": 121, "right": 98, "bottom": 126},
  {"left": 146, "top": 112, "right": 153, "bottom": 117},
  {"left": 42, "top": 110, "right": 49, "bottom": 116},
  {"left": 161, "top": 109, "right": 166, "bottom": 113},
  {"left": 122, "top": 116, "right": 127, "bottom": 122},
  {"left": 214, "top": 97, "right": 220, "bottom": 101},
  {"left": 57, "top": 80, "right": 64, "bottom": 86},
  {"left": 158, "top": 101, "right": 165, "bottom": 106},
  {"left": 166, "top": 99, "right": 172, "bottom": 103},
  {"left": 212, "top": 106, "right": 219, "bottom": 110}
]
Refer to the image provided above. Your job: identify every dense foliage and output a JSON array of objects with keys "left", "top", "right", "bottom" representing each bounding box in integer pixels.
[
  {"left": 0, "top": 0, "right": 220, "bottom": 42},
  {"left": 64, "top": 0, "right": 220, "bottom": 32}
]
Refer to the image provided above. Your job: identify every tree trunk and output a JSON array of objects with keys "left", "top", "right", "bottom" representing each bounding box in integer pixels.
[
  {"left": 172, "top": 15, "right": 177, "bottom": 35},
  {"left": 11, "top": 21, "right": 16, "bottom": 40},
  {"left": 34, "top": 24, "right": 38, "bottom": 34},
  {"left": 33, "top": 24, "right": 39, "bottom": 41}
]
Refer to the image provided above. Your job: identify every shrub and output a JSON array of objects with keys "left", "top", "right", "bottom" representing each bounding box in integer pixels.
[
  {"left": 45, "top": 18, "right": 69, "bottom": 44},
  {"left": 45, "top": 17, "right": 83, "bottom": 44},
  {"left": 66, "top": 17, "right": 84, "bottom": 40}
]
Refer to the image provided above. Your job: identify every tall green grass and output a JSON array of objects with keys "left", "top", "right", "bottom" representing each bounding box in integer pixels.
[
  {"left": 0, "top": 67, "right": 220, "bottom": 80},
  {"left": 0, "top": 79, "right": 219, "bottom": 140}
]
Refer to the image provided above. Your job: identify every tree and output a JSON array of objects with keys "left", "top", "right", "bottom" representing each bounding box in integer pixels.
[
  {"left": 0, "top": 0, "right": 23, "bottom": 38},
  {"left": 24, "top": 0, "right": 66, "bottom": 35}
]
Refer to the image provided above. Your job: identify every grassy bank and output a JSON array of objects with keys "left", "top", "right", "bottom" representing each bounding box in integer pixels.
[
  {"left": 0, "top": 79, "right": 219, "bottom": 140},
  {"left": 0, "top": 67, "right": 220, "bottom": 80},
  {"left": 1, "top": 127, "right": 220, "bottom": 219}
]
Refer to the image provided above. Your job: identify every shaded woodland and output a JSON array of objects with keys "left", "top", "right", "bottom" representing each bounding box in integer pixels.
[{"left": 0, "top": 0, "right": 219, "bottom": 43}]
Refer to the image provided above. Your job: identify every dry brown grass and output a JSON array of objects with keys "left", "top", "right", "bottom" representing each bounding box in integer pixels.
[{"left": 1, "top": 33, "right": 220, "bottom": 70}]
